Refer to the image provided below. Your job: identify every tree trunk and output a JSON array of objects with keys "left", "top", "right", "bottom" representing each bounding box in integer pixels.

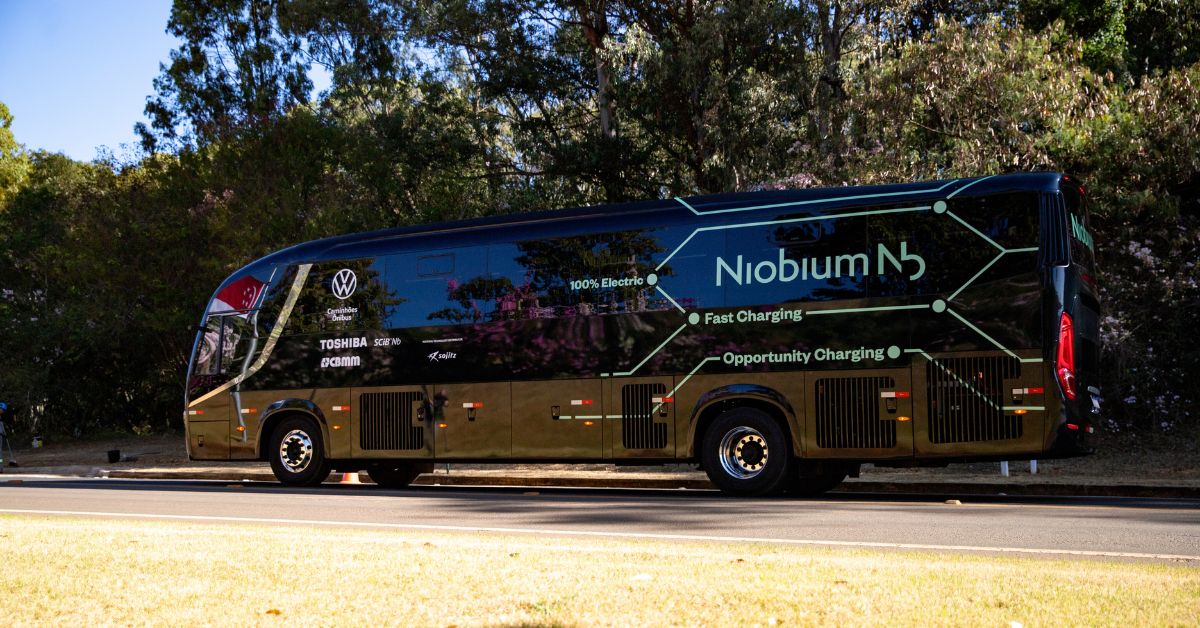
[{"left": 575, "top": 0, "right": 616, "bottom": 140}]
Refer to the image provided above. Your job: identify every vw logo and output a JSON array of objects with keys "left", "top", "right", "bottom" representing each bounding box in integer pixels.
[{"left": 331, "top": 269, "right": 358, "bottom": 300}]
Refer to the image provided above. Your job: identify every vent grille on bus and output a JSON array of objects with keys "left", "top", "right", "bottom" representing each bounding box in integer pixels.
[
  {"left": 359, "top": 392, "right": 425, "bottom": 450},
  {"left": 927, "top": 356, "right": 1022, "bottom": 443},
  {"left": 814, "top": 377, "right": 897, "bottom": 449},
  {"left": 1039, "top": 192, "right": 1069, "bottom": 267},
  {"left": 620, "top": 383, "right": 668, "bottom": 450}
]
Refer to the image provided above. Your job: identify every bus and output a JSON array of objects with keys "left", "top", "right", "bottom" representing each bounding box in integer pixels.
[{"left": 184, "top": 172, "right": 1101, "bottom": 496}]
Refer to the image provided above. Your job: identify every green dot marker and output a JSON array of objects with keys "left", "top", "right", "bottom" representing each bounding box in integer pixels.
[
  {"left": 688, "top": 312, "right": 700, "bottom": 325},
  {"left": 647, "top": 273, "right": 658, "bottom": 286},
  {"left": 932, "top": 299, "right": 947, "bottom": 313},
  {"left": 887, "top": 345, "right": 901, "bottom": 359},
  {"left": 933, "top": 200, "right": 947, "bottom": 214}
]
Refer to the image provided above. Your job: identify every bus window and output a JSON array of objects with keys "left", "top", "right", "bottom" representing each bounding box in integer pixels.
[
  {"left": 288, "top": 260, "right": 387, "bottom": 334},
  {"left": 722, "top": 215, "right": 867, "bottom": 307},
  {"left": 383, "top": 247, "right": 492, "bottom": 328},
  {"left": 1061, "top": 184, "right": 1095, "bottom": 275},
  {"left": 188, "top": 312, "right": 256, "bottom": 397},
  {"left": 491, "top": 230, "right": 667, "bottom": 320}
]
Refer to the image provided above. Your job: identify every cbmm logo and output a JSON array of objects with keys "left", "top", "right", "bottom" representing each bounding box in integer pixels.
[{"left": 331, "top": 269, "right": 358, "bottom": 300}]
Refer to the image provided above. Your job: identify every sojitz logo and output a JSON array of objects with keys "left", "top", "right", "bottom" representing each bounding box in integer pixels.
[{"left": 331, "top": 269, "right": 358, "bottom": 300}]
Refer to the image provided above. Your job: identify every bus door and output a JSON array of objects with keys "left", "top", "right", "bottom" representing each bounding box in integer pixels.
[
  {"left": 801, "top": 368, "right": 915, "bottom": 460},
  {"left": 187, "top": 311, "right": 255, "bottom": 460},
  {"left": 511, "top": 379, "right": 604, "bottom": 459},
  {"left": 429, "top": 382, "right": 511, "bottom": 459},
  {"left": 349, "top": 386, "right": 434, "bottom": 461},
  {"left": 912, "top": 350, "right": 1046, "bottom": 457},
  {"left": 604, "top": 376, "right": 675, "bottom": 458}
]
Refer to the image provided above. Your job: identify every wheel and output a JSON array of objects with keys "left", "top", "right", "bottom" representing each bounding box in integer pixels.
[
  {"left": 701, "top": 407, "right": 792, "bottom": 496},
  {"left": 268, "top": 416, "right": 332, "bottom": 487},
  {"left": 786, "top": 465, "right": 847, "bottom": 497},
  {"left": 367, "top": 463, "right": 424, "bottom": 489}
]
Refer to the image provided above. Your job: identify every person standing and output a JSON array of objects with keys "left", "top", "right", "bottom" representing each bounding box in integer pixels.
[{"left": 0, "top": 402, "right": 16, "bottom": 468}]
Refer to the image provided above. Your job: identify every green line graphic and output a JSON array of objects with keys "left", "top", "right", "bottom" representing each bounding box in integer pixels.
[
  {"left": 672, "top": 178, "right": 959, "bottom": 216},
  {"left": 947, "top": 246, "right": 1040, "bottom": 302},
  {"left": 947, "top": 252, "right": 1005, "bottom": 302},
  {"left": 945, "top": 175, "right": 994, "bottom": 199},
  {"left": 917, "top": 350, "right": 1000, "bottom": 411},
  {"left": 674, "top": 197, "right": 700, "bottom": 213},
  {"left": 807, "top": 304, "right": 931, "bottom": 316},
  {"left": 615, "top": 175, "right": 1039, "bottom": 413},
  {"left": 610, "top": 323, "right": 689, "bottom": 377},
  {"left": 946, "top": 309, "right": 1019, "bottom": 359},
  {"left": 947, "top": 211, "right": 1004, "bottom": 252},
  {"left": 656, "top": 205, "right": 931, "bottom": 271},
  {"left": 671, "top": 356, "right": 721, "bottom": 397},
  {"left": 1002, "top": 406, "right": 1045, "bottom": 411},
  {"left": 650, "top": 356, "right": 722, "bottom": 414},
  {"left": 655, "top": 285, "right": 686, "bottom": 314}
]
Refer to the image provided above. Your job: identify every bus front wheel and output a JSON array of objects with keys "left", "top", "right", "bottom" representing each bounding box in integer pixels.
[
  {"left": 701, "top": 408, "right": 792, "bottom": 496},
  {"left": 268, "top": 416, "right": 332, "bottom": 487}
]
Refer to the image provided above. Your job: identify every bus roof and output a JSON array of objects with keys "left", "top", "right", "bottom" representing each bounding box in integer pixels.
[{"left": 213, "top": 171, "right": 1067, "bottom": 303}]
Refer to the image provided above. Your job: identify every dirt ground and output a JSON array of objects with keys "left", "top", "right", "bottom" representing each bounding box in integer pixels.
[{"left": 5, "top": 428, "right": 1196, "bottom": 486}]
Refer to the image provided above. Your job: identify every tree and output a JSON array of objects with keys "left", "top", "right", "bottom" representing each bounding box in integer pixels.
[
  {"left": 0, "top": 102, "right": 30, "bottom": 207},
  {"left": 140, "top": 0, "right": 316, "bottom": 151}
]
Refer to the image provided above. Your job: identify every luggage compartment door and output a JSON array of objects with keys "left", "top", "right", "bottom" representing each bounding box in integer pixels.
[
  {"left": 431, "top": 382, "right": 511, "bottom": 459},
  {"left": 511, "top": 379, "right": 603, "bottom": 459}
]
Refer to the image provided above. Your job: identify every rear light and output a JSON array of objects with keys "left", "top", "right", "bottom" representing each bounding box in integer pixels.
[{"left": 1056, "top": 312, "right": 1077, "bottom": 401}]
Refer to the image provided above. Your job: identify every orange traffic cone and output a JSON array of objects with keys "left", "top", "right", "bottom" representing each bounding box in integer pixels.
[{"left": 339, "top": 472, "right": 361, "bottom": 484}]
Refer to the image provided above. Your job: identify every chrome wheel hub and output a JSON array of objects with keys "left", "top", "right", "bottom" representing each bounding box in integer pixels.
[
  {"left": 718, "top": 426, "right": 768, "bottom": 479},
  {"left": 279, "top": 429, "right": 313, "bottom": 473}
]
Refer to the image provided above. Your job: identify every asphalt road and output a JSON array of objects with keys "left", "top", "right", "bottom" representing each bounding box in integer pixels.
[{"left": 2, "top": 476, "right": 1199, "bottom": 563}]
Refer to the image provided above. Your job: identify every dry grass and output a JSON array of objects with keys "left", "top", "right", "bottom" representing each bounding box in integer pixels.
[{"left": 1, "top": 515, "right": 1197, "bottom": 626}]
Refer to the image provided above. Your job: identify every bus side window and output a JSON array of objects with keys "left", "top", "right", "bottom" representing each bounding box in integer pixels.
[
  {"left": 384, "top": 248, "right": 492, "bottom": 328},
  {"left": 722, "top": 216, "right": 864, "bottom": 307},
  {"left": 650, "top": 224, "right": 724, "bottom": 312}
]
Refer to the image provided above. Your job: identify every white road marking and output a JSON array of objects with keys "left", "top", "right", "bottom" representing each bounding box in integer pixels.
[{"left": 2, "top": 508, "right": 1196, "bottom": 562}]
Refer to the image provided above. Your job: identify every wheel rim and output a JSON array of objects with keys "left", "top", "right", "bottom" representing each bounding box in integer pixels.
[
  {"left": 717, "top": 426, "right": 768, "bottom": 479},
  {"left": 278, "top": 429, "right": 314, "bottom": 474}
]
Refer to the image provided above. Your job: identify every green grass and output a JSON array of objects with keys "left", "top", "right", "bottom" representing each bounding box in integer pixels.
[{"left": 1, "top": 515, "right": 1197, "bottom": 626}]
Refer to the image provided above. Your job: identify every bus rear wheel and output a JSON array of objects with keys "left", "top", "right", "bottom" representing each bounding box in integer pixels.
[
  {"left": 367, "top": 463, "right": 425, "bottom": 489},
  {"left": 268, "top": 416, "right": 332, "bottom": 487},
  {"left": 701, "top": 408, "right": 792, "bottom": 496}
]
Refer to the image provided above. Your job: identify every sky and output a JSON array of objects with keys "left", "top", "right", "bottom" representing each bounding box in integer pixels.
[{"left": 0, "top": 0, "right": 178, "bottom": 161}]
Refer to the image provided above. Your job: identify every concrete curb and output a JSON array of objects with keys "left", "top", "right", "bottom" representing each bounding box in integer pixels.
[{"left": 48, "top": 469, "right": 1198, "bottom": 499}]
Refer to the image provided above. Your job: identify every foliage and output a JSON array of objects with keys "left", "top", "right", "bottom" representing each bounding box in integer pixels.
[
  {"left": 0, "top": 1, "right": 1197, "bottom": 437},
  {"left": 0, "top": 102, "right": 30, "bottom": 206}
]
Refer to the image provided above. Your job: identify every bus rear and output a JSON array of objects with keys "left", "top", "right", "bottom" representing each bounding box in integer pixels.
[{"left": 1048, "top": 177, "right": 1101, "bottom": 453}]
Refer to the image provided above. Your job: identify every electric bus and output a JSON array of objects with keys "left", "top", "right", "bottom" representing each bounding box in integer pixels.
[{"left": 184, "top": 172, "right": 1100, "bottom": 495}]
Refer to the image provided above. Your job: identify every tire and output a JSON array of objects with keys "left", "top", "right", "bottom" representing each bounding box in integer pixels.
[
  {"left": 786, "top": 467, "right": 847, "bottom": 497},
  {"left": 367, "top": 463, "right": 424, "bottom": 489},
  {"left": 701, "top": 407, "right": 792, "bottom": 496},
  {"left": 268, "top": 416, "right": 332, "bottom": 487}
]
